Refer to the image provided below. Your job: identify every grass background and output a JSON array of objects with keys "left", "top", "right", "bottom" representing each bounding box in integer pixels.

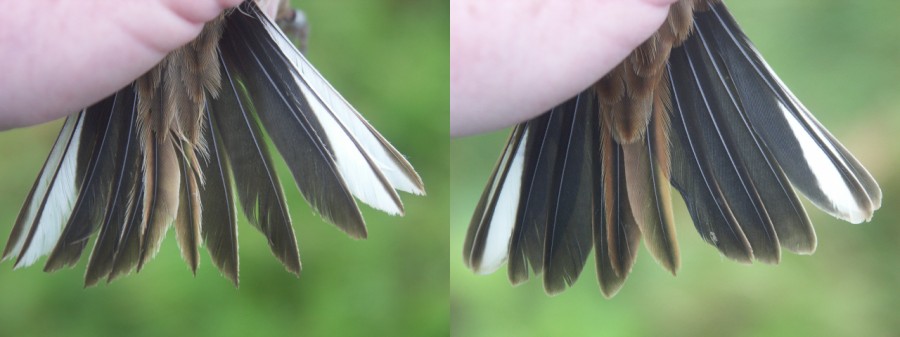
[
  {"left": 0, "top": 1, "right": 448, "bottom": 336},
  {"left": 451, "top": 1, "right": 900, "bottom": 336}
]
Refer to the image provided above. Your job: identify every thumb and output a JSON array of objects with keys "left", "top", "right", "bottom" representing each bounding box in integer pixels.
[
  {"left": 0, "top": 0, "right": 244, "bottom": 129},
  {"left": 450, "top": 0, "right": 677, "bottom": 137}
]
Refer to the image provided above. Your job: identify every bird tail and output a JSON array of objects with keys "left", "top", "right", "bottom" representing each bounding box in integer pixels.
[
  {"left": 464, "top": 1, "right": 880, "bottom": 297},
  {"left": 3, "top": 1, "right": 423, "bottom": 286}
]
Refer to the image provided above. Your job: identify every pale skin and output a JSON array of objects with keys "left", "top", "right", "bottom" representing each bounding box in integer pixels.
[
  {"left": 1, "top": 1, "right": 676, "bottom": 133},
  {"left": 451, "top": 0, "right": 679, "bottom": 137},
  {"left": 0, "top": 0, "right": 282, "bottom": 130}
]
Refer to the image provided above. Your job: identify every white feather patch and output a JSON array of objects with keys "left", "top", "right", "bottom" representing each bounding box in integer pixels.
[
  {"left": 261, "top": 18, "right": 424, "bottom": 197},
  {"left": 260, "top": 19, "right": 407, "bottom": 214},
  {"left": 751, "top": 47, "right": 874, "bottom": 222},
  {"left": 476, "top": 130, "right": 528, "bottom": 275},
  {"left": 782, "top": 104, "right": 867, "bottom": 223},
  {"left": 13, "top": 115, "right": 82, "bottom": 267},
  {"left": 304, "top": 83, "right": 403, "bottom": 215}
]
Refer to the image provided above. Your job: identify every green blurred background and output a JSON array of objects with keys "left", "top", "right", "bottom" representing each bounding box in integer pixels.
[
  {"left": 452, "top": 1, "right": 900, "bottom": 336},
  {"left": 0, "top": 1, "right": 448, "bottom": 336}
]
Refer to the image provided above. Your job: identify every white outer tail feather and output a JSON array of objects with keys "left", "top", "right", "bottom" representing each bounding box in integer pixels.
[
  {"left": 781, "top": 104, "right": 869, "bottom": 224},
  {"left": 261, "top": 18, "right": 423, "bottom": 196},
  {"left": 261, "top": 16, "right": 420, "bottom": 215},
  {"left": 11, "top": 115, "right": 82, "bottom": 267},
  {"left": 476, "top": 129, "right": 528, "bottom": 274}
]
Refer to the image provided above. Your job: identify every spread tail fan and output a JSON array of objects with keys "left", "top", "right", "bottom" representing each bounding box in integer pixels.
[
  {"left": 3, "top": 1, "right": 423, "bottom": 286},
  {"left": 464, "top": 1, "right": 879, "bottom": 296}
]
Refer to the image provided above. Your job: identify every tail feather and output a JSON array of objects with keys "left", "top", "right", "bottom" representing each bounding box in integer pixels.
[
  {"left": 84, "top": 90, "right": 141, "bottom": 286},
  {"left": 701, "top": 5, "right": 880, "bottom": 223},
  {"left": 463, "top": 125, "right": 526, "bottom": 274},
  {"left": 253, "top": 4, "right": 424, "bottom": 196},
  {"left": 596, "top": 107, "right": 641, "bottom": 297},
  {"left": 44, "top": 94, "right": 127, "bottom": 272},
  {"left": 4, "top": 114, "right": 82, "bottom": 267},
  {"left": 107, "top": 179, "right": 145, "bottom": 282},
  {"left": 541, "top": 94, "right": 594, "bottom": 295},
  {"left": 225, "top": 5, "right": 418, "bottom": 221},
  {"left": 505, "top": 112, "right": 559, "bottom": 285},
  {"left": 198, "top": 105, "right": 239, "bottom": 285},
  {"left": 174, "top": 142, "right": 202, "bottom": 273},
  {"left": 218, "top": 19, "right": 367, "bottom": 237},
  {"left": 208, "top": 56, "right": 301, "bottom": 275},
  {"left": 622, "top": 93, "right": 679, "bottom": 273},
  {"left": 136, "top": 135, "right": 181, "bottom": 270},
  {"left": 601, "top": 138, "right": 636, "bottom": 276}
]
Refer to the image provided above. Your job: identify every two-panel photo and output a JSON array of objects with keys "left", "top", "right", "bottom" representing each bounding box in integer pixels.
[{"left": 0, "top": 1, "right": 897, "bottom": 336}]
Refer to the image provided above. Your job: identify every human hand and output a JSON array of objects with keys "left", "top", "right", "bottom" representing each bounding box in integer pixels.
[
  {"left": 450, "top": 0, "right": 679, "bottom": 137},
  {"left": 0, "top": 0, "right": 257, "bottom": 130}
]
